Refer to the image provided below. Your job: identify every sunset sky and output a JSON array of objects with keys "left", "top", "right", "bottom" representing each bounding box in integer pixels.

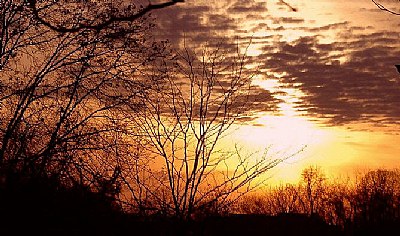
[{"left": 153, "top": 0, "right": 400, "bottom": 184}]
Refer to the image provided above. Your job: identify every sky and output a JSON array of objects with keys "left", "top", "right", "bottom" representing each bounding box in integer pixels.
[{"left": 153, "top": 0, "right": 400, "bottom": 184}]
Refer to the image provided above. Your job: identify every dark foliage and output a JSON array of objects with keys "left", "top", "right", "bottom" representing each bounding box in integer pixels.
[
  {"left": 0, "top": 168, "right": 124, "bottom": 236},
  {"left": 0, "top": 165, "right": 343, "bottom": 236}
]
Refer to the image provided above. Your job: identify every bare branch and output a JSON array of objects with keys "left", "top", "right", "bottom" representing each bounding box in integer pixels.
[
  {"left": 278, "top": 0, "right": 297, "bottom": 12},
  {"left": 27, "top": 0, "right": 185, "bottom": 33},
  {"left": 372, "top": 0, "right": 400, "bottom": 15}
]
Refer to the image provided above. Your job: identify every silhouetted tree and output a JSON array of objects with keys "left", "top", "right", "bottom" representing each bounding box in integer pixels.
[
  {"left": 300, "top": 166, "right": 326, "bottom": 216},
  {"left": 319, "top": 178, "right": 353, "bottom": 229},
  {"left": 352, "top": 169, "right": 400, "bottom": 231},
  {"left": 121, "top": 44, "right": 297, "bottom": 220},
  {"left": 268, "top": 184, "right": 302, "bottom": 215},
  {"left": 0, "top": 0, "right": 181, "bottom": 193},
  {"left": 238, "top": 194, "right": 271, "bottom": 215}
]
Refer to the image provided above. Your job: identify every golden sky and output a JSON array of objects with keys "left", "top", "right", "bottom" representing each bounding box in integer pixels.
[{"left": 154, "top": 0, "right": 400, "bottom": 184}]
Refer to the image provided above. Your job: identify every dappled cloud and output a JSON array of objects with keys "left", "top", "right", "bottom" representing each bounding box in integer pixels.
[{"left": 153, "top": 0, "right": 400, "bottom": 130}]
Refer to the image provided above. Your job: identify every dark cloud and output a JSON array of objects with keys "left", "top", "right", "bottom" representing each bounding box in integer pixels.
[
  {"left": 153, "top": 0, "right": 400, "bottom": 129},
  {"left": 273, "top": 17, "right": 304, "bottom": 24},
  {"left": 245, "top": 85, "right": 284, "bottom": 113},
  {"left": 261, "top": 31, "right": 400, "bottom": 127},
  {"left": 308, "top": 22, "right": 350, "bottom": 32},
  {"left": 204, "top": 84, "right": 282, "bottom": 122},
  {"left": 153, "top": 5, "right": 231, "bottom": 45},
  {"left": 250, "top": 22, "right": 270, "bottom": 31},
  {"left": 153, "top": 0, "right": 272, "bottom": 45},
  {"left": 227, "top": 1, "right": 268, "bottom": 14}
]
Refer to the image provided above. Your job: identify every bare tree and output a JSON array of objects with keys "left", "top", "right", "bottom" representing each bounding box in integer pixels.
[
  {"left": 269, "top": 183, "right": 302, "bottom": 215},
  {"left": 0, "top": 0, "right": 180, "bottom": 193},
  {"left": 299, "top": 166, "right": 326, "bottom": 216},
  {"left": 119, "top": 43, "right": 300, "bottom": 219},
  {"left": 237, "top": 194, "right": 269, "bottom": 214},
  {"left": 353, "top": 169, "right": 400, "bottom": 226}
]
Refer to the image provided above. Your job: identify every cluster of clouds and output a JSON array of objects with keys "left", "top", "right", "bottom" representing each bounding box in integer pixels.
[{"left": 153, "top": 0, "right": 400, "bottom": 129}]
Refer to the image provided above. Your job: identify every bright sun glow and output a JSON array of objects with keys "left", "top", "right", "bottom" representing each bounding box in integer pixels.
[
  {"left": 222, "top": 114, "right": 332, "bottom": 184},
  {"left": 188, "top": 0, "right": 400, "bottom": 185}
]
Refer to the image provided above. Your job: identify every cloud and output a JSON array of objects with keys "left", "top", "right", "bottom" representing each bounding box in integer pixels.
[
  {"left": 152, "top": 5, "right": 214, "bottom": 44},
  {"left": 227, "top": 0, "right": 268, "bottom": 14},
  {"left": 153, "top": 0, "right": 272, "bottom": 45},
  {"left": 272, "top": 17, "right": 304, "bottom": 24},
  {"left": 153, "top": 0, "right": 400, "bottom": 129},
  {"left": 260, "top": 31, "right": 400, "bottom": 127}
]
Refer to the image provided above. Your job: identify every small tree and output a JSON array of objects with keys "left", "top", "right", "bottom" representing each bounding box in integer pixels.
[{"left": 300, "top": 166, "right": 326, "bottom": 216}]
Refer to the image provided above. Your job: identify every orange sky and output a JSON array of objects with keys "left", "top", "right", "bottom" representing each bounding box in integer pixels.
[{"left": 154, "top": 0, "right": 400, "bottom": 184}]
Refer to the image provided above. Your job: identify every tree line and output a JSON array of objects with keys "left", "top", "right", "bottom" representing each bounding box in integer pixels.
[{"left": 238, "top": 167, "right": 400, "bottom": 235}]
